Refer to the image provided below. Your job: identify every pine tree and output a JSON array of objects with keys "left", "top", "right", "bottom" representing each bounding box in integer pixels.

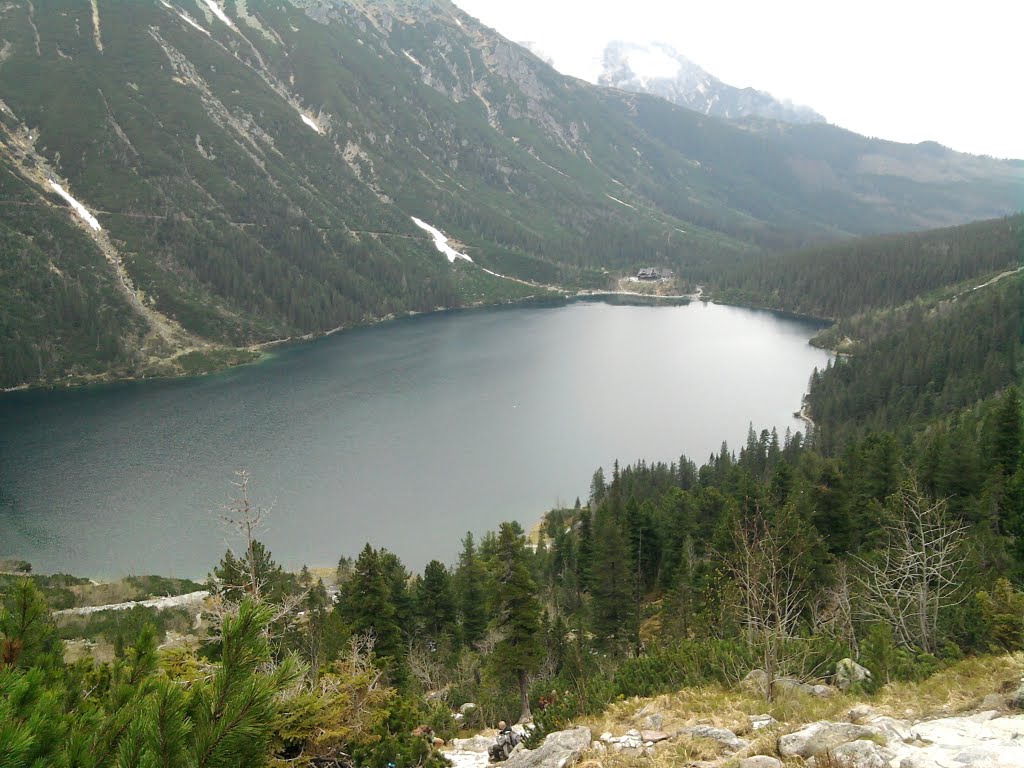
[
  {"left": 588, "top": 506, "right": 637, "bottom": 649},
  {"left": 454, "top": 533, "right": 487, "bottom": 647},
  {"left": 340, "top": 544, "right": 406, "bottom": 682},
  {"left": 490, "top": 523, "right": 543, "bottom": 723},
  {"left": 0, "top": 578, "right": 59, "bottom": 669},
  {"left": 990, "top": 386, "right": 1022, "bottom": 475},
  {"left": 417, "top": 560, "right": 457, "bottom": 641}
]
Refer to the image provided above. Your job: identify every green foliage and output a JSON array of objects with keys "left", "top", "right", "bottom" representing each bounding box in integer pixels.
[
  {"left": 0, "top": 597, "right": 302, "bottom": 767},
  {"left": 976, "top": 578, "right": 1024, "bottom": 651},
  {"left": 0, "top": 578, "right": 60, "bottom": 669},
  {"left": 56, "top": 606, "right": 191, "bottom": 651}
]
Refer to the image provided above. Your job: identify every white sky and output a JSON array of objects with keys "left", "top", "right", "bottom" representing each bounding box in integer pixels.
[{"left": 452, "top": 0, "right": 1023, "bottom": 159}]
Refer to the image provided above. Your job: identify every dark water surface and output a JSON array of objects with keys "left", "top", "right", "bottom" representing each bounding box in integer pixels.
[{"left": 0, "top": 300, "right": 830, "bottom": 577}]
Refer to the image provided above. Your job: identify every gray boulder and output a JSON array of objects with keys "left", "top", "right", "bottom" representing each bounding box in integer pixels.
[
  {"left": 1011, "top": 680, "right": 1024, "bottom": 709},
  {"left": 808, "top": 740, "right": 892, "bottom": 768},
  {"left": 740, "top": 758, "right": 783, "bottom": 768},
  {"left": 459, "top": 702, "right": 479, "bottom": 715},
  {"left": 835, "top": 658, "right": 872, "bottom": 691},
  {"left": 503, "top": 726, "right": 591, "bottom": 768},
  {"left": 778, "top": 721, "right": 884, "bottom": 759}
]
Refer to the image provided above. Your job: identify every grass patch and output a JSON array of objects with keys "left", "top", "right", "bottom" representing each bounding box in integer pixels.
[{"left": 172, "top": 347, "right": 261, "bottom": 376}]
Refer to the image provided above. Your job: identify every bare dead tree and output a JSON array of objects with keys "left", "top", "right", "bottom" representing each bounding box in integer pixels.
[
  {"left": 207, "top": 471, "right": 308, "bottom": 646},
  {"left": 854, "top": 478, "right": 969, "bottom": 654},
  {"left": 724, "top": 506, "right": 819, "bottom": 701},
  {"left": 218, "top": 469, "right": 271, "bottom": 599}
]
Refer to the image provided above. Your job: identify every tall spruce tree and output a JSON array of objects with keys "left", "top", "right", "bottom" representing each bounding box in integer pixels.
[
  {"left": 490, "top": 523, "right": 543, "bottom": 723},
  {"left": 340, "top": 544, "right": 406, "bottom": 683},
  {"left": 588, "top": 506, "right": 637, "bottom": 649},
  {"left": 454, "top": 532, "right": 488, "bottom": 647},
  {"left": 417, "top": 560, "right": 458, "bottom": 641}
]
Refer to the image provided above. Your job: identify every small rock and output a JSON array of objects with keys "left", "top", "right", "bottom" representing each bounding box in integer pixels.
[
  {"left": 835, "top": 658, "right": 873, "bottom": 691},
  {"left": 848, "top": 704, "right": 876, "bottom": 722},
  {"left": 640, "top": 730, "right": 670, "bottom": 743},
  {"left": 810, "top": 684, "right": 836, "bottom": 698},
  {"left": 459, "top": 702, "right": 478, "bottom": 715},
  {"left": 590, "top": 741, "right": 606, "bottom": 754},
  {"left": 454, "top": 713, "right": 465, "bottom": 724},
  {"left": 599, "top": 732, "right": 612, "bottom": 742},
  {"left": 749, "top": 714, "right": 779, "bottom": 731},
  {"left": 740, "top": 757, "right": 783, "bottom": 768},
  {"left": 641, "top": 713, "right": 664, "bottom": 730}
]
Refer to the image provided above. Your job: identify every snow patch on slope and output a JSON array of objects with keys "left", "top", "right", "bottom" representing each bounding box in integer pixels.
[
  {"left": 202, "top": 0, "right": 234, "bottom": 27},
  {"left": 411, "top": 217, "right": 472, "bottom": 263},
  {"left": 158, "top": 0, "right": 210, "bottom": 35},
  {"left": 49, "top": 181, "right": 101, "bottom": 231},
  {"left": 300, "top": 114, "right": 321, "bottom": 133},
  {"left": 607, "top": 194, "right": 637, "bottom": 210}
]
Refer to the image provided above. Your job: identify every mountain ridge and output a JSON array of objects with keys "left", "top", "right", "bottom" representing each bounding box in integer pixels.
[{"left": 0, "top": 0, "right": 1021, "bottom": 388}]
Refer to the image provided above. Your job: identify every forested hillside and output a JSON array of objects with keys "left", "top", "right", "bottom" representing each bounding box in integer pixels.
[
  {"left": 711, "top": 214, "right": 1024, "bottom": 319},
  {"left": 2, "top": 0, "right": 1022, "bottom": 387},
  {"left": 4, "top": 249, "right": 1024, "bottom": 764},
  {"left": 807, "top": 275, "right": 1022, "bottom": 449}
]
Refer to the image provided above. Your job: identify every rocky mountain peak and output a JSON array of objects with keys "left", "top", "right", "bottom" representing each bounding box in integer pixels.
[{"left": 597, "top": 40, "right": 826, "bottom": 125}]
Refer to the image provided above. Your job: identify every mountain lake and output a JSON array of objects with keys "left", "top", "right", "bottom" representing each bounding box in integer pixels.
[{"left": 0, "top": 299, "right": 832, "bottom": 578}]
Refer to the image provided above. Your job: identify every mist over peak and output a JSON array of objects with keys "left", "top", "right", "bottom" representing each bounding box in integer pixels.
[{"left": 598, "top": 40, "right": 826, "bottom": 125}]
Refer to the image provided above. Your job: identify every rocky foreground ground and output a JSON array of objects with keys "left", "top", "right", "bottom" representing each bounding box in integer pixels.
[{"left": 443, "top": 675, "right": 1024, "bottom": 768}]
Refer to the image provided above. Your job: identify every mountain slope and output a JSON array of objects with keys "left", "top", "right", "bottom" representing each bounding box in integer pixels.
[
  {"left": 598, "top": 40, "right": 826, "bottom": 124},
  {"left": 0, "top": 0, "right": 1021, "bottom": 387}
]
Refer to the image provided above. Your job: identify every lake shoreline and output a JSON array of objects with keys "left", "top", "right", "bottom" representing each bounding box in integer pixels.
[{"left": 1, "top": 289, "right": 717, "bottom": 397}]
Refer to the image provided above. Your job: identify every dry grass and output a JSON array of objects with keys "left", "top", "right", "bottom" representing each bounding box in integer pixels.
[
  {"left": 587, "top": 683, "right": 858, "bottom": 739},
  {"left": 871, "top": 653, "right": 1024, "bottom": 720},
  {"left": 307, "top": 566, "right": 339, "bottom": 587},
  {"left": 71, "top": 579, "right": 144, "bottom": 606}
]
